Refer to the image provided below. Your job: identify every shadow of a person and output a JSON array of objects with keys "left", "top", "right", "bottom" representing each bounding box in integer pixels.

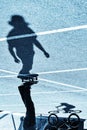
[
  {"left": 58, "top": 102, "right": 75, "bottom": 113},
  {"left": 7, "top": 15, "right": 50, "bottom": 75}
]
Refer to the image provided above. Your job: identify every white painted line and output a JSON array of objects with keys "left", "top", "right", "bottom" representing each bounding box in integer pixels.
[
  {"left": 0, "top": 25, "right": 87, "bottom": 42},
  {"left": 0, "top": 75, "right": 17, "bottom": 78},
  {"left": 0, "top": 89, "right": 86, "bottom": 97},
  {"left": 39, "top": 78, "right": 87, "bottom": 91},
  {"left": 0, "top": 67, "right": 87, "bottom": 78},
  {"left": 36, "top": 25, "right": 87, "bottom": 35},
  {"left": 0, "top": 104, "right": 28, "bottom": 107},
  {"left": 0, "top": 93, "right": 19, "bottom": 96},
  {"left": 38, "top": 68, "right": 87, "bottom": 75},
  {"left": 0, "top": 110, "right": 24, "bottom": 116},
  {"left": 0, "top": 37, "right": 7, "bottom": 41},
  {"left": 0, "top": 69, "right": 17, "bottom": 74},
  {"left": 0, "top": 69, "right": 87, "bottom": 92},
  {"left": 32, "top": 90, "right": 87, "bottom": 94},
  {"left": 0, "top": 101, "right": 87, "bottom": 108}
]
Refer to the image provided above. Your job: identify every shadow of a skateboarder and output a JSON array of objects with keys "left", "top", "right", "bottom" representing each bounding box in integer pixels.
[{"left": 7, "top": 15, "right": 50, "bottom": 75}]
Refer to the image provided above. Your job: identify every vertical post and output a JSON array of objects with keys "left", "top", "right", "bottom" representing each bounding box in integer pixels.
[{"left": 11, "top": 114, "right": 17, "bottom": 130}]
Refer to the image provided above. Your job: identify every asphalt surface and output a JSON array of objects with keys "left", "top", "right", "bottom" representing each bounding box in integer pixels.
[{"left": 0, "top": 0, "right": 87, "bottom": 129}]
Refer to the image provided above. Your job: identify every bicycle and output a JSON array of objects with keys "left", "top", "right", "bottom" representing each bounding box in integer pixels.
[
  {"left": 48, "top": 106, "right": 82, "bottom": 114},
  {"left": 44, "top": 105, "right": 81, "bottom": 130},
  {"left": 47, "top": 113, "right": 80, "bottom": 130}
]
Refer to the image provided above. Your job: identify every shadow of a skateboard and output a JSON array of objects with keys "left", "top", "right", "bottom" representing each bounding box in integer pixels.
[{"left": 17, "top": 74, "right": 39, "bottom": 84}]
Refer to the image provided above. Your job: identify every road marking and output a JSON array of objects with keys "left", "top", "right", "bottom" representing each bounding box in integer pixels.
[
  {"left": 0, "top": 93, "right": 19, "bottom": 96},
  {"left": 0, "top": 67, "right": 87, "bottom": 77},
  {"left": 0, "top": 25, "right": 87, "bottom": 42},
  {"left": 0, "top": 75, "right": 17, "bottom": 78},
  {"left": 0, "top": 68, "right": 87, "bottom": 92},
  {"left": 0, "top": 89, "right": 86, "bottom": 97},
  {"left": 38, "top": 68, "right": 87, "bottom": 75},
  {"left": 39, "top": 78, "right": 87, "bottom": 91},
  {"left": 33, "top": 90, "right": 87, "bottom": 93},
  {"left": 0, "top": 69, "right": 17, "bottom": 74},
  {"left": 0, "top": 101, "right": 87, "bottom": 108},
  {"left": 0, "top": 110, "right": 24, "bottom": 116}
]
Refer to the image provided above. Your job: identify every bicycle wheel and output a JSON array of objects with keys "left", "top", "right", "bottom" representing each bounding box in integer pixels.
[
  {"left": 68, "top": 110, "right": 82, "bottom": 113},
  {"left": 48, "top": 113, "right": 59, "bottom": 127},
  {"left": 68, "top": 113, "right": 80, "bottom": 128}
]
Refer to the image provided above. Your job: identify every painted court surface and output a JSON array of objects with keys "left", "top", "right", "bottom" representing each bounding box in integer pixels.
[{"left": 0, "top": 0, "right": 87, "bottom": 129}]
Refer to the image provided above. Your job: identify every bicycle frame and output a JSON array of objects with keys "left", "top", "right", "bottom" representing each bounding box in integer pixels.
[
  {"left": 57, "top": 118, "right": 73, "bottom": 130},
  {"left": 48, "top": 106, "right": 82, "bottom": 114}
]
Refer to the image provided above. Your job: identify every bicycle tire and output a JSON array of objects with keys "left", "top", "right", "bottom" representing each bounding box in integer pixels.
[
  {"left": 68, "top": 110, "right": 82, "bottom": 113},
  {"left": 48, "top": 113, "right": 59, "bottom": 127},
  {"left": 68, "top": 113, "right": 80, "bottom": 128}
]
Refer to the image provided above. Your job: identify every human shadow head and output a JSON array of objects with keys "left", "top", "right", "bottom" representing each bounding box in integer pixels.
[
  {"left": 7, "top": 15, "right": 50, "bottom": 76},
  {"left": 8, "top": 15, "right": 29, "bottom": 27}
]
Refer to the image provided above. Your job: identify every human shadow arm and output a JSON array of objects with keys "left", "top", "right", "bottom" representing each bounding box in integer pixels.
[
  {"left": 34, "top": 40, "right": 50, "bottom": 58},
  {"left": 8, "top": 45, "right": 20, "bottom": 63}
]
